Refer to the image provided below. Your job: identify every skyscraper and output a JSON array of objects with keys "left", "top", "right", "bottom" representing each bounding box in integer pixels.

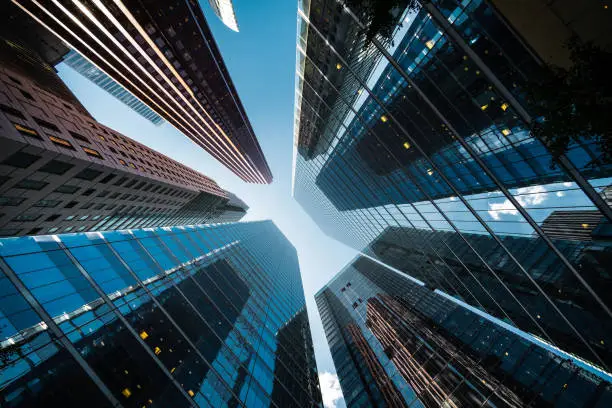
[
  {"left": 293, "top": 0, "right": 612, "bottom": 369},
  {"left": 0, "top": 220, "right": 323, "bottom": 407},
  {"left": 62, "top": 50, "right": 164, "bottom": 126},
  {"left": 11, "top": 0, "right": 272, "bottom": 183},
  {"left": 316, "top": 256, "right": 612, "bottom": 407},
  {"left": 0, "top": 36, "right": 244, "bottom": 237},
  {"left": 207, "top": 0, "right": 239, "bottom": 32}
]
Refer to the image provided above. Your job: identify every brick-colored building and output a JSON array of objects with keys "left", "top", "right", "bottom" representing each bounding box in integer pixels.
[{"left": 0, "top": 37, "right": 246, "bottom": 237}]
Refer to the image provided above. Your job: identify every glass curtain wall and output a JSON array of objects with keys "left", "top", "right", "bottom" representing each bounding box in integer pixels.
[
  {"left": 293, "top": 0, "right": 612, "bottom": 370},
  {"left": 0, "top": 221, "right": 322, "bottom": 407}
]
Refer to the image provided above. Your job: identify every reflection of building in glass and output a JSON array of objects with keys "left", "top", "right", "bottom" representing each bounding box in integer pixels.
[
  {"left": 316, "top": 256, "right": 612, "bottom": 407},
  {"left": 62, "top": 50, "right": 164, "bottom": 126},
  {"left": 293, "top": 0, "right": 612, "bottom": 370},
  {"left": 0, "top": 36, "right": 244, "bottom": 236},
  {"left": 0, "top": 221, "right": 322, "bottom": 407},
  {"left": 12, "top": 0, "right": 271, "bottom": 183}
]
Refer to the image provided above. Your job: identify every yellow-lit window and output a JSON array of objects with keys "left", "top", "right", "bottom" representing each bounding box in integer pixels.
[
  {"left": 154, "top": 346, "right": 162, "bottom": 355},
  {"left": 139, "top": 330, "right": 149, "bottom": 340},
  {"left": 480, "top": 104, "right": 488, "bottom": 111},
  {"left": 425, "top": 40, "right": 435, "bottom": 49},
  {"left": 14, "top": 123, "right": 39, "bottom": 137},
  {"left": 403, "top": 142, "right": 411, "bottom": 150},
  {"left": 188, "top": 390, "right": 195, "bottom": 397},
  {"left": 49, "top": 136, "right": 74, "bottom": 149},
  {"left": 119, "top": 159, "right": 127, "bottom": 166},
  {"left": 98, "top": 135, "right": 105, "bottom": 141},
  {"left": 582, "top": 223, "right": 590, "bottom": 229},
  {"left": 82, "top": 147, "right": 103, "bottom": 159},
  {"left": 501, "top": 128, "right": 511, "bottom": 136},
  {"left": 381, "top": 115, "right": 388, "bottom": 123},
  {"left": 426, "top": 169, "right": 434, "bottom": 176},
  {"left": 336, "top": 63, "right": 342, "bottom": 70},
  {"left": 129, "top": 162, "right": 137, "bottom": 169},
  {"left": 122, "top": 388, "right": 131, "bottom": 398},
  {"left": 501, "top": 102, "right": 509, "bottom": 111}
]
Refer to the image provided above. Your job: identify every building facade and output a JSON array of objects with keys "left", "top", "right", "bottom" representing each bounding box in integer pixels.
[
  {"left": 293, "top": 0, "right": 612, "bottom": 370},
  {"left": 0, "top": 35, "right": 246, "bottom": 237},
  {"left": 0, "top": 220, "right": 323, "bottom": 407},
  {"left": 62, "top": 50, "right": 164, "bottom": 126},
  {"left": 207, "top": 0, "right": 240, "bottom": 32},
  {"left": 316, "top": 256, "right": 612, "bottom": 407},
  {"left": 12, "top": 0, "right": 272, "bottom": 183}
]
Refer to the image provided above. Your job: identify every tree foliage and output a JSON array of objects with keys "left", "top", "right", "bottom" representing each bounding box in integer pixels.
[
  {"left": 527, "top": 37, "right": 612, "bottom": 168},
  {"left": 344, "top": 0, "right": 420, "bottom": 44}
]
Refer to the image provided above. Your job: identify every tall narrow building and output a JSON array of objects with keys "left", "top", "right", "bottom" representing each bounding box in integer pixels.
[
  {"left": 316, "top": 256, "right": 612, "bottom": 407},
  {"left": 11, "top": 0, "right": 272, "bottom": 183},
  {"left": 293, "top": 0, "right": 612, "bottom": 369},
  {"left": 0, "top": 35, "right": 244, "bottom": 236},
  {"left": 0, "top": 220, "right": 323, "bottom": 407},
  {"left": 62, "top": 50, "right": 164, "bottom": 126}
]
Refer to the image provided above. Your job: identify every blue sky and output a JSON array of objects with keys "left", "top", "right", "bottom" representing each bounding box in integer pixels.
[{"left": 57, "top": 0, "right": 352, "bottom": 406}]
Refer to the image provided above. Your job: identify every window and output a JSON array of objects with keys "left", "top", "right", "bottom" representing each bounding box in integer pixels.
[
  {"left": 81, "top": 202, "right": 94, "bottom": 209},
  {"left": 2, "top": 151, "right": 41, "bottom": 168},
  {"left": 46, "top": 214, "right": 61, "bottom": 221},
  {"left": 55, "top": 185, "right": 80, "bottom": 194},
  {"left": 33, "top": 199, "right": 60, "bottom": 208},
  {"left": 124, "top": 180, "right": 137, "bottom": 188},
  {"left": 8, "top": 75, "right": 22, "bottom": 85},
  {"left": 64, "top": 201, "right": 78, "bottom": 208},
  {"left": 109, "top": 192, "right": 121, "bottom": 199},
  {"left": 26, "top": 227, "right": 42, "bottom": 235},
  {"left": 14, "top": 179, "right": 49, "bottom": 190},
  {"left": 94, "top": 203, "right": 105, "bottom": 210},
  {"left": 82, "top": 188, "right": 96, "bottom": 196},
  {"left": 65, "top": 215, "right": 75, "bottom": 221},
  {"left": 1, "top": 103, "right": 26, "bottom": 119},
  {"left": 39, "top": 159, "right": 74, "bottom": 175},
  {"left": 114, "top": 177, "right": 128, "bottom": 186},
  {"left": 49, "top": 136, "right": 75, "bottom": 150},
  {"left": 92, "top": 215, "right": 102, "bottom": 220},
  {"left": 0, "top": 196, "right": 26, "bottom": 206},
  {"left": 82, "top": 147, "right": 103, "bottom": 159},
  {"left": 121, "top": 193, "right": 131, "bottom": 200},
  {"left": 78, "top": 215, "right": 89, "bottom": 221},
  {"left": 77, "top": 226, "right": 87, "bottom": 231},
  {"left": 34, "top": 117, "right": 60, "bottom": 132},
  {"left": 13, "top": 123, "right": 41, "bottom": 139},
  {"left": 97, "top": 190, "right": 110, "bottom": 197},
  {"left": 0, "top": 228, "right": 22, "bottom": 237},
  {"left": 106, "top": 204, "right": 116, "bottom": 210},
  {"left": 75, "top": 168, "right": 102, "bottom": 181},
  {"left": 70, "top": 131, "right": 90, "bottom": 143},
  {"left": 13, "top": 214, "right": 41, "bottom": 222},
  {"left": 64, "top": 226, "right": 74, "bottom": 232},
  {"left": 118, "top": 159, "right": 127, "bottom": 166},
  {"left": 99, "top": 173, "right": 116, "bottom": 184},
  {"left": 48, "top": 227, "right": 59, "bottom": 233},
  {"left": 20, "top": 89, "right": 34, "bottom": 100}
]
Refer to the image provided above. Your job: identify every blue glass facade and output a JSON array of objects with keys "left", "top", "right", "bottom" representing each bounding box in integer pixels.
[
  {"left": 316, "top": 256, "right": 612, "bottom": 407},
  {"left": 0, "top": 221, "right": 322, "bottom": 407},
  {"left": 62, "top": 50, "right": 164, "bottom": 125},
  {"left": 293, "top": 0, "right": 612, "bottom": 371}
]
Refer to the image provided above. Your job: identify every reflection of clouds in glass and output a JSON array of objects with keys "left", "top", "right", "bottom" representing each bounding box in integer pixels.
[
  {"left": 556, "top": 191, "right": 565, "bottom": 197},
  {"left": 319, "top": 371, "right": 344, "bottom": 408},
  {"left": 488, "top": 185, "right": 548, "bottom": 220}
]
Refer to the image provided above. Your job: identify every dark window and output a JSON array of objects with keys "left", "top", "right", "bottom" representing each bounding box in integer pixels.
[
  {"left": 94, "top": 203, "right": 105, "bottom": 210},
  {"left": 20, "top": 90, "right": 34, "bottom": 100},
  {"left": 2, "top": 151, "right": 41, "bottom": 168},
  {"left": 64, "top": 201, "right": 78, "bottom": 208},
  {"left": 99, "top": 173, "right": 116, "bottom": 184},
  {"left": 39, "top": 160, "right": 74, "bottom": 175},
  {"left": 1, "top": 104, "right": 26, "bottom": 119},
  {"left": 121, "top": 193, "right": 131, "bottom": 200},
  {"left": 14, "top": 179, "right": 48, "bottom": 190},
  {"left": 124, "top": 179, "right": 137, "bottom": 188},
  {"left": 69, "top": 131, "right": 90, "bottom": 143},
  {"left": 81, "top": 202, "right": 94, "bottom": 209},
  {"left": 75, "top": 168, "right": 102, "bottom": 181},
  {"left": 63, "top": 103, "right": 73, "bottom": 111},
  {"left": 106, "top": 204, "right": 117, "bottom": 210},
  {"left": 46, "top": 214, "right": 61, "bottom": 221},
  {"left": 54, "top": 185, "right": 80, "bottom": 194},
  {"left": 114, "top": 177, "right": 128, "bottom": 186},
  {"left": 13, "top": 213, "right": 41, "bottom": 222},
  {"left": 0, "top": 196, "right": 26, "bottom": 206},
  {"left": 26, "top": 227, "right": 42, "bottom": 235},
  {"left": 110, "top": 192, "right": 121, "bottom": 199},
  {"left": 0, "top": 228, "right": 22, "bottom": 237},
  {"left": 33, "top": 117, "right": 60, "bottom": 132},
  {"left": 33, "top": 199, "right": 60, "bottom": 208},
  {"left": 8, "top": 75, "right": 22, "bottom": 85},
  {"left": 134, "top": 182, "right": 146, "bottom": 190},
  {"left": 82, "top": 189, "right": 95, "bottom": 196},
  {"left": 97, "top": 190, "right": 110, "bottom": 197}
]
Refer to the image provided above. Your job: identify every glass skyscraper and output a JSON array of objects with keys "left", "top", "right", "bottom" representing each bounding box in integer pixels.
[
  {"left": 62, "top": 50, "right": 164, "bottom": 126},
  {"left": 293, "top": 0, "right": 612, "bottom": 371},
  {"left": 316, "top": 256, "right": 612, "bottom": 407},
  {"left": 0, "top": 220, "right": 322, "bottom": 407}
]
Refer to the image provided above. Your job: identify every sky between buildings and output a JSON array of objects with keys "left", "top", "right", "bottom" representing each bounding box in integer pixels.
[{"left": 57, "top": 0, "right": 352, "bottom": 406}]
